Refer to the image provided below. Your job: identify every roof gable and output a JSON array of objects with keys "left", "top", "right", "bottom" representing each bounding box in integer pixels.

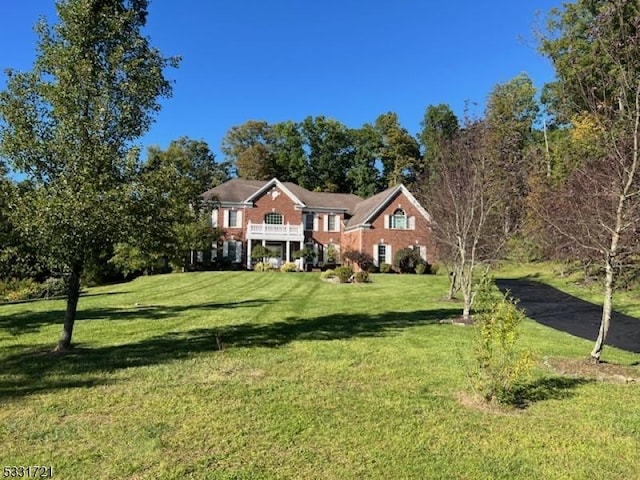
[
  {"left": 244, "top": 178, "right": 306, "bottom": 207},
  {"left": 346, "top": 184, "right": 432, "bottom": 229}
]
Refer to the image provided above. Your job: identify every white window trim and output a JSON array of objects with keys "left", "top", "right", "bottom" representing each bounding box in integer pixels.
[{"left": 227, "top": 209, "right": 242, "bottom": 228}]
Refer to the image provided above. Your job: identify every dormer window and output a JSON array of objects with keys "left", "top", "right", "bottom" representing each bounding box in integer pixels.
[{"left": 390, "top": 209, "right": 406, "bottom": 229}]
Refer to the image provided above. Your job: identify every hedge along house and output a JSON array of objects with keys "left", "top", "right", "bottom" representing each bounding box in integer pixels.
[{"left": 200, "top": 178, "right": 436, "bottom": 270}]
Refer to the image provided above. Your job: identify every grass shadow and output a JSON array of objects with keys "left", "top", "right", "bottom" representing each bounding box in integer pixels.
[
  {"left": 0, "top": 308, "right": 459, "bottom": 401},
  {"left": 509, "top": 376, "right": 593, "bottom": 409},
  {"left": 496, "top": 278, "right": 640, "bottom": 354},
  {"left": 0, "top": 299, "right": 272, "bottom": 335}
]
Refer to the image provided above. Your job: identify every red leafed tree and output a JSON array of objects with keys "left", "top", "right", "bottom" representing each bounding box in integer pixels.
[
  {"left": 539, "top": 0, "right": 640, "bottom": 360},
  {"left": 424, "top": 118, "right": 503, "bottom": 321}
]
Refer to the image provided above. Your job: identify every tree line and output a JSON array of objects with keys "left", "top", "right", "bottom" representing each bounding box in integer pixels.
[{"left": 1, "top": 0, "right": 639, "bottom": 361}]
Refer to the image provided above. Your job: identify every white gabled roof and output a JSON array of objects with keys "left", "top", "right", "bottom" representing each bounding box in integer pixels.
[{"left": 243, "top": 178, "right": 306, "bottom": 207}]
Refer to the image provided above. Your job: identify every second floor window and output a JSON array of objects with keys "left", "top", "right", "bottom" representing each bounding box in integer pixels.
[
  {"left": 228, "top": 210, "right": 239, "bottom": 228},
  {"left": 327, "top": 214, "right": 337, "bottom": 232},
  {"left": 305, "top": 213, "right": 315, "bottom": 231},
  {"left": 265, "top": 212, "right": 283, "bottom": 225},
  {"left": 390, "top": 209, "right": 406, "bottom": 229}
]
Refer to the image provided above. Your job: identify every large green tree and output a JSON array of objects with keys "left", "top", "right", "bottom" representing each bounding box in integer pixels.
[
  {"left": 0, "top": 0, "right": 178, "bottom": 351},
  {"left": 418, "top": 103, "right": 459, "bottom": 169},
  {"left": 300, "top": 116, "right": 355, "bottom": 192},
  {"left": 485, "top": 73, "right": 539, "bottom": 238},
  {"left": 221, "top": 120, "right": 276, "bottom": 180},
  {"left": 539, "top": 0, "right": 640, "bottom": 361},
  {"left": 111, "top": 138, "right": 225, "bottom": 275},
  {"left": 374, "top": 112, "right": 421, "bottom": 188},
  {"left": 349, "top": 123, "right": 383, "bottom": 197}
]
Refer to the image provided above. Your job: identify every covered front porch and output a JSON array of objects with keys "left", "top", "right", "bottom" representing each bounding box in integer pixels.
[{"left": 246, "top": 221, "right": 305, "bottom": 269}]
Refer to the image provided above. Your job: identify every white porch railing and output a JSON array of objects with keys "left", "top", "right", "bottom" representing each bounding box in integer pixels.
[{"left": 246, "top": 221, "right": 305, "bottom": 241}]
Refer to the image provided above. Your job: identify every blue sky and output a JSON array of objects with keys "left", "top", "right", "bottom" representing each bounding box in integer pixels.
[{"left": 1, "top": 0, "right": 561, "bottom": 161}]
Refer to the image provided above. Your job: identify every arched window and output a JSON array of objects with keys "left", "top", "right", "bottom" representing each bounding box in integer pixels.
[
  {"left": 390, "top": 209, "right": 406, "bottom": 229},
  {"left": 264, "top": 212, "right": 284, "bottom": 225}
]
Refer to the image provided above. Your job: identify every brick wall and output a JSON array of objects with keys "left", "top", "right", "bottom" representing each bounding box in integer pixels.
[
  {"left": 360, "top": 190, "right": 436, "bottom": 266},
  {"left": 245, "top": 186, "right": 303, "bottom": 226}
]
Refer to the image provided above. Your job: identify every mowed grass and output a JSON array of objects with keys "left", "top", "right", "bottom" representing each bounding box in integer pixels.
[{"left": 1, "top": 270, "right": 639, "bottom": 479}]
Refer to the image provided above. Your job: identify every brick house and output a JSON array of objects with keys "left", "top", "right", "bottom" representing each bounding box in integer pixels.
[{"left": 199, "top": 178, "right": 435, "bottom": 270}]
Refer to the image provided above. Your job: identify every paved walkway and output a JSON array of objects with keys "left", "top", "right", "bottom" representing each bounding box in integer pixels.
[{"left": 496, "top": 279, "right": 640, "bottom": 354}]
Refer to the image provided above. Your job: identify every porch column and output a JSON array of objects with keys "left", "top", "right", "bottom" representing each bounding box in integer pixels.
[
  {"left": 286, "top": 240, "right": 291, "bottom": 263},
  {"left": 247, "top": 238, "right": 252, "bottom": 269}
]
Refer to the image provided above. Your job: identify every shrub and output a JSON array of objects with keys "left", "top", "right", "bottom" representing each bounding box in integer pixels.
[
  {"left": 505, "top": 234, "right": 541, "bottom": 264},
  {"left": 379, "top": 262, "right": 393, "bottom": 273},
  {"left": 293, "top": 247, "right": 316, "bottom": 262},
  {"left": 415, "top": 263, "right": 427, "bottom": 275},
  {"left": 334, "top": 266, "right": 353, "bottom": 283},
  {"left": 471, "top": 275, "right": 534, "bottom": 405},
  {"left": 342, "top": 250, "right": 375, "bottom": 272},
  {"left": 326, "top": 244, "right": 339, "bottom": 264},
  {"left": 251, "top": 245, "right": 274, "bottom": 261},
  {"left": 354, "top": 271, "right": 370, "bottom": 283},
  {"left": 253, "top": 262, "right": 273, "bottom": 272},
  {"left": 320, "top": 269, "right": 336, "bottom": 279},
  {"left": 393, "top": 247, "right": 424, "bottom": 273},
  {"left": 38, "top": 277, "right": 69, "bottom": 298},
  {"left": 1, "top": 278, "right": 40, "bottom": 302},
  {"left": 281, "top": 262, "right": 298, "bottom": 272},
  {"left": 430, "top": 262, "right": 441, "bottom": 275}
]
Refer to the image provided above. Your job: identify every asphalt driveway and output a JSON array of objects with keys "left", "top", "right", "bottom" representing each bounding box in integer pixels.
[{"left": 496, "top": 278, "right": 640, "bottom": 354}]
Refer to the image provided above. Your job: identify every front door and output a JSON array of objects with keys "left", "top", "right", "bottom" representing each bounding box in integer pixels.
[{"left": 266, "top": 242, "right": 283, "bottom": 269}]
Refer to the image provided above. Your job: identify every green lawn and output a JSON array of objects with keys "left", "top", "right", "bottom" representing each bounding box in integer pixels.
[{"left": 1, "top": 270, "right": 639, "bottom": 479}]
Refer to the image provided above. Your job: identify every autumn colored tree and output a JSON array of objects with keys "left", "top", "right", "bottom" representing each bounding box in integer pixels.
[{"left": 539, "top": 0, "right": 640, "bottom": 360}]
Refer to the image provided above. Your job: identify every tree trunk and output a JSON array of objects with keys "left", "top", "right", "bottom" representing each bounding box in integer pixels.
[
  {"left": 591, "top": 256, "right": 614, "bottom": 361},
  {"left": 462, "top": 293, "right": 472, "bottom": 321},
  {"left": 590, "top": 188, "right": 624, "bottom": 361},
  {"left": 447, "top": 269, "right": 457, "bottom": 300},
  {"left": 56, "top": 264, "right": 82, "bottom": 352}
]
